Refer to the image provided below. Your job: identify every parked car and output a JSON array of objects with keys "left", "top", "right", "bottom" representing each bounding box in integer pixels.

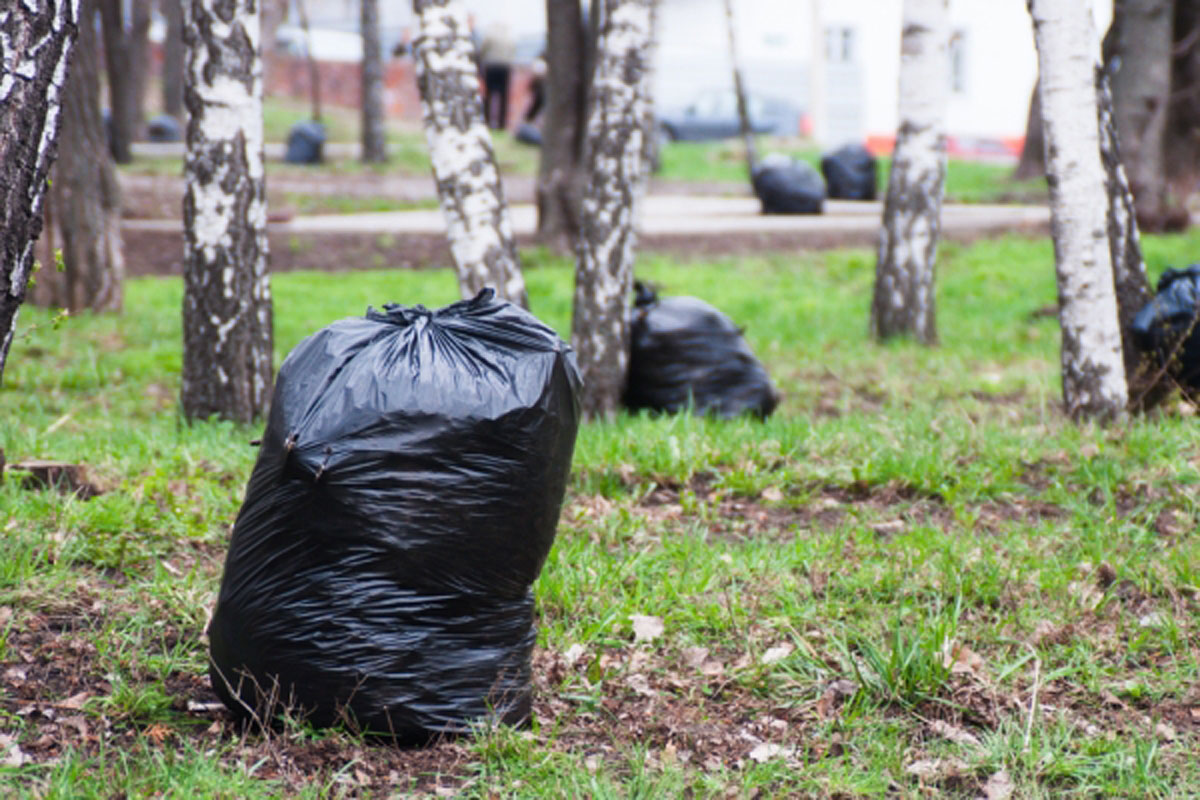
[{"left": 658, "top": 89, "right": 802, "bottom": 142}]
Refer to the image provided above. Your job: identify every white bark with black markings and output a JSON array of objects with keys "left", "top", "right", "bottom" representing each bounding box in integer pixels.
[
  {"left": 412, "top": 0, "right": 527, "bottom": 308},
  {"left": 571, "top": 0, "right": 653, "bottom": 419},
  {"left": 1029, "top": 0, "right": 1127, "bottom": 419},
  {"left": 182, "top": 0, "right": 273, "bottom": 423},
  {"left": 871, "top": 0, "right": 949, "bottom": 345},
  {"left": 0, "top": 0, "right": 81, "bottom": 384}
]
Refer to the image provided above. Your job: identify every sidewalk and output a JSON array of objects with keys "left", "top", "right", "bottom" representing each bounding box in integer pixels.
[{"left": 123, "top": 195, "right": 1050, "bottom": 240}]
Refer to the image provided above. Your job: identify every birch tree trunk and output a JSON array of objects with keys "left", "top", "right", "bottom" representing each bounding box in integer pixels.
[
  {"left": 161, "top": 0, "right": 184, "bottom": 118},
  {"left": 571, "top": 0, "right": 653, "bottom": 419},
  {"left": 870, "top": 0, "right": 949, "bottom": 345},
  {"left": 722, "top": 0, "right": 757, "bottom": 175},
  {"left": 34, "top": 0, "right": 124, "bottom": 314},
  {"left": 412, "top": 0, "right": 528, "bottom": 308},
  {"left": 1105, "top": 0, "right": 1172, "bottom": 231},
  {"left": 360, "top": 0, "right": 386, "bottom": 163},
  {"left": 0, "top": 0, "right": 82, "bottom": 385},
  {"left": 536, "top": 0, "right": 589, "bottom": 248},
  {"left": 1029, "top": 0, "right": 1128, "bottom": 420},
  {"left": 181, "top": 0, "right": 273, "bottom": 423}
]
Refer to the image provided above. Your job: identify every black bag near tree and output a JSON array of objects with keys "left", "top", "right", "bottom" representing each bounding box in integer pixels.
[
  {"left": 1131, "top": 265, "right": 1200, "bottom": 390},
  {"left": 624, "top": 283, "right": 779, "bottom": 418},
  {"left": 284, "top": 120, "right": 326, "bottom": 164},
  {"left": 208, "top": 290, "right": 581, "bottom": 742},
  {"left": 752, "top": 153, "right": 825, "bottom": 215},
  {"left": 820, "top": 143, "right": 877, "bottom": 201}
]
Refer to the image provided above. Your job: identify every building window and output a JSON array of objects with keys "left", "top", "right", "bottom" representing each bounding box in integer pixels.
[
  {"left": 949, "top": 30, "right": 967, "bottom": 93},
  {"left": 825, "top": 26, "right": 856, "bottom": 64}
]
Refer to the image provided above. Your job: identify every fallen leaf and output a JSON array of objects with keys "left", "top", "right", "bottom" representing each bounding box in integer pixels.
[
  {"left": 760, "top": 643, "right": 793, "bottom": 665},
  {"left": 748, "top": 742, "right": 793, "bottom": 763},
  {"left": 906, "top": 757, "right": 967, "bottom": 780},
  {"left": 816, "top": 679, "right": 856, "bottom": 720},
  {"left": 1190, "top": 707, "right": 1200, "bottom": 722},
  {"left": 870, "top": 519, "right": 905, "bottom": 536},
  {"left": 760, "top": 487, "right": 783, "bottom": 502},
  {"left": 682, "top": 646, "right": 710, "bottom": 668},
  {"left": 942, "top": 641, "right": 984, "bottom": 675},
  {"left": 1080, "top": 443, "right": 1100, "bottom": 459},
  {"left": 59, "top": 691, "right": 91, "bottom": 711},
  {"left": 929, "top": 719, "right": 981, "bottom": 749},
  {"left": 0, "top": 607, "right": 12, "bottom": 627},
  {"left": 563, "top": 643, "right": 587, "bottom": 666},
  {"left": 1138, "top": 611, "right": 1168, "bottom": 629},
  {"left": 631, "top": 615, "right": 664, "bottom": 643},
  {"left": 1155, "top": 722, "right": 1177, "bottom": 742},
  {"left": 626, "top": 674, "right": 655, "bottom": 698},
  {"left": 144, "top": 724, "right": 171, "bottom": 744},
  {"left": 0, "top": 734, "right": 27, "bottom": 767},
  {"left": 983, "top": 769, "right": 1015, "bottom": 800}
]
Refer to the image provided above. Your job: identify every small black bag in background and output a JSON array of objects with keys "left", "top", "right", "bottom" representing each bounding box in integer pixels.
[
  {"left": 208, "top": 289, "right": 581, "bottom": 743},
  {"left": 820, "top": 143, "right": 878, "bottom": 201},
  {"left": 1131, "top": 265, "right": 1200, "bottom": 390},
  {"left": 752, "top": 153, "right": 825, "bottom": 215},
  {"left": 624, "top": 283, "right": 779, "bottom": 419}
]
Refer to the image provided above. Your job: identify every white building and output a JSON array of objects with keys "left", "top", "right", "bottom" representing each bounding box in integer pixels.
[{"left": 299, "top": 0, "right": 1112, "bottom": 153}]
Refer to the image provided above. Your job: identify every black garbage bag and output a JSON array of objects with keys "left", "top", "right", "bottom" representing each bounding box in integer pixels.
[
  {"left": 752, "top": 153, "right": 825, "bottom": 215},
  {"left": 820, "top": 143, "right": 877, "bottom": 201},
  {"left": 1131, "top": 265, "right": 1200, "bottom": 389},
  {"left": 208, "top": 289, "right": 581, "bottom": 742},
  {"left": 146, "top": 114, "right": 183, "bottom": 143},
  {"left": 285, "top": 120, "right": 326, "bottom": 164},
  {"left": 514, "top": 122, "right": 542, "bottom": 146},
  {"left": 624, "top": 283, "right": 779, "bottom": 418}
]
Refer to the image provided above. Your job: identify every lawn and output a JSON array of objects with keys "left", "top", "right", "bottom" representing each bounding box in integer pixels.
[{"left": 2, "top": 231, "right": 1199, "bottom": 797}]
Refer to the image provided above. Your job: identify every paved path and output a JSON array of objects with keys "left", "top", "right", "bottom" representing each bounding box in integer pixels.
[{"left": 124, "top": 195, "right": 1049, "bottom": 240}]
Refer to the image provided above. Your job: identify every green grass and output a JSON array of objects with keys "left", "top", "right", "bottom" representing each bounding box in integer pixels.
[
  {"left": 3, "top": 231, "right": 1200, "bottom": 796},
  {"left": 658, "top": 138, "right": 1048, "bottom": 204}
]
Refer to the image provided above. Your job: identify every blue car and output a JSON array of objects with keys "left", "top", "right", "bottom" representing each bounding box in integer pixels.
[{"left": 658, "top": 88, "right": 802, "bottom": 142}]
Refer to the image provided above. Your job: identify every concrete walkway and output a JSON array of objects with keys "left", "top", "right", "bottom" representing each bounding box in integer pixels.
[{"left": 123, "top": 195, "right": 1049, "bottom": 239}]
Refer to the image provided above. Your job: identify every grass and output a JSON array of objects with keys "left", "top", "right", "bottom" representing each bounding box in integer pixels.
[{"left": 3, "top": 230, "right": 1200, "bottom": 796}]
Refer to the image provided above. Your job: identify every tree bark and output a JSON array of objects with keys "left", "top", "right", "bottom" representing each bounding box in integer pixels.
[
  {"left": 33, "top": 0, "right": 124, "bottom": 314},
  {"left": 181, "top": 0, "right": 273, "bottom": 423},
  {"left": 0, "top": 0, "right": 82, "bottom": 385},
  {"left": 1013, "top": 82, "right": 1046, "bottom": 180},
  {"left": 1104, "top": 0, "right": 1173, "bottom": 231},
  {"left": 536, "top": 0, "right": 589, "bottom": 248},
  {"left": 161, "top": 0, "right": 185, "bottom": 118},
  {"left": 412, "top": 0, "right": 528, "bottom": 308},
  {"left": 722, "top": 0, "right": 757, "bottom": 175},
  {"left": 98, "top": 0, "right": 150, "bottom": 163},
  {"left": 1166, "top": 0, "right": 1200, "bottom": 202},
  {"left": 1029, "top": 0, "right": 1128, "bottom": 420},
  {"left": 870, "top": 0, "right": 949, "bottom": 345},
  {"left": 571, "top": 0, "right": 654, "bottom": 419},
  {"left": 294, "top": 0, "right": 322, "bottom": 121},
  {"left": 360, "top": 0, "right": 387, "bottom": 163}
]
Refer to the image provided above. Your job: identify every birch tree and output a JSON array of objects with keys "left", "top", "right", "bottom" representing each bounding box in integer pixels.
[
  {"left": 571, "top": 0, "right": 654, "bottom": 418},
  {"left": 99, "top": 0, "right": 151, "bottom": 163},
  {"left": 1029, "top": 0, "right": 1128, "bottom": 419},
  {"left": 0, "top": 0, "right": 82, "bottom": 385},
  {"left": 161, "top": 0, "right": 184, "bottom": 118},
  {"left": 870, "top": 0, "right": 949, "bottom": 345},
  {"left": 360, "top": 0, "right": 386, "bottom": 163},
  {"left": 412, "top": 0, "right": 528, "bottom": 308},
  {"left": 181, "top": 0, "right": 273, "bottom": 423},
  {"left": 33, "top": 0, "right": 124, "bottom": 313}
]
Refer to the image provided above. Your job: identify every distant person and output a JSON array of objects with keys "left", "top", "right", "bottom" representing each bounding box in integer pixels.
[
  {"left": 524, "top": 56, "right": 546, "bottom": 123},
  {"left": 479, "top": 21, "right": 516, "bottom": 129}
]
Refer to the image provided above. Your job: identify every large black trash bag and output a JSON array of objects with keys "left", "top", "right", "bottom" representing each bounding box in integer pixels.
[
  {"left": 752, "top": 153, "right": 825, "bottom": 215},
  {"left": 624, "top": 283, "right": 779, "bottom": 418},
  {"left": 820, "top": 143, "right": 877, "bottom": 201},
  {"left": 285, "top": 120, "right": 326, "bottom": 164},
  {"left": 1131, "top": 265, "right": 1200, "bottom": 390},
  {"left": 208, "top": 289, "right": 581, "bottom": 742},
  {"left": 514, "top": 122, "right": 543, "bottom": 146}
]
